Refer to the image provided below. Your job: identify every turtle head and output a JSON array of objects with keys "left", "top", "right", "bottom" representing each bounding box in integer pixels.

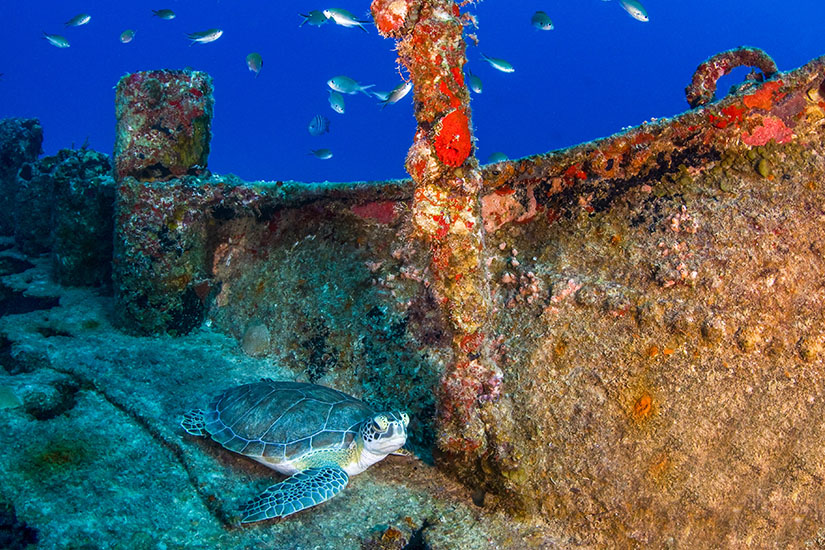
[{"left": 361, "top": 411, "right": 409, "bottom": 455}]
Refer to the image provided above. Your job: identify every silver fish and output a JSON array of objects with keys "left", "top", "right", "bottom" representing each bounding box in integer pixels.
[
  {"left": 120, "top": 29, "right": 135, "bottom": 43},
  {"left": 310, "top": 148, "right": 333, "bottom": 159},
  {"left": 152, "top": 9, "right": 176, "bottom": 20},
  {"left": 42, "top": 32, "right": 70, "bottom": 48},
  {"left": 299, "top": 10, "right": 329, "bottom": 27},
  {"left": 619, "top": 0, "right": 649, "bottom": 22},
  {"left": 65, "top": 13, "right": 91, "bottom": 27},
  {"left": 187, "top": 29, "right": 223, "bottom": 45},
  {"left": 375, "top": 81, "right": 412, "bottom": 108},
  {"left": 328, "top": 90, "right": 345, "bottom": 114},
  {"left": 308, "top": 115, "right": 330, "bottom": 136},
  {"left": 531, "top": 11, "right": 553, "bottom": 31},
  {"left": 323, "top": 8, "right": 369, "bottom": 32},
  {"left": 327, "top": 75, "right": 373, "bottom": 95},
  {"left": 480, "top": 53, "right": 514, "bottom": 73},
  {"left": 246, "top": 53, "right": 263, "bottom": 76},
  {"left": 467, "top": 70, "right": 482, "bottom": 94}
]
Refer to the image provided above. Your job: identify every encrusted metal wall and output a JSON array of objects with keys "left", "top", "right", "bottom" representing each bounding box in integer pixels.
[{"left": 112, "top": 52, "right": 825, "bottom": 546}]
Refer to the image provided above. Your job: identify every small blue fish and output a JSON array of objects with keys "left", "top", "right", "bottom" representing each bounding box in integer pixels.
[
  {"left": 531, "top": 11, "right": 553, "bottom": 30},
  {"left": 299, "top": 11, "right": 329, "bottom": 27},
  {"left": 187, "top": 29, "right": 223, "bottom": 45},
  {"left": 480, "top": 53, "right": 514, "bottom": 73},
  {"left": 246, "top": 53, "right": 263, "bottom": 77},
  {"left": 487, "top": 152, "right": 508, "bottom": 163},
  {"left": 310, "top": 148, "right": 333, "bottom": 159},
  {"left": 328, "top": 75, "right": 374, "bottom": 95},
  {"left": 65, "top": 13, "right": 91, "bottom": 27},
  {"left": 374, "top": 81, "right": 412, "bottom": 108},
  {"left": 323, "top": 8, "right": 369, "bottom": 32},
  {"left": 308, "top": 115, "right": 330, "bottom": 136},
  {"left": 467, "top": 70, "right": 482, "bottom": 94},
  {"left": 42, "top": 32, "right": 70, "bottom": 48},
  {"left": 152, "top": 9, "right": 176, "bottom": 20},
  {"left": 619, "top": 0, "right": 649, "bottom": 22},
  {"left": 120, "top": 29, "right": 135, "bottom": 43},
  {"left": 328, "top": 90, "right": 345, "bottom": 114}
]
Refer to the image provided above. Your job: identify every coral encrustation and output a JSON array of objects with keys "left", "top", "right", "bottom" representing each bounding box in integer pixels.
[{"left": 114, "top": 70, "right": 213, "bottom": 182}]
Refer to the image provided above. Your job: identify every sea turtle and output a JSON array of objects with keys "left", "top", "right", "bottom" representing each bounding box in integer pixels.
[{"left": 181, "top": 379, "right": 409, "bottom": 522}]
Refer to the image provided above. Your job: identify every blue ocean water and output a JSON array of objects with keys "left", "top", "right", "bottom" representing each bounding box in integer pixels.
[{"left": 1, "top": 1, "right": 822, "bottom": 183}]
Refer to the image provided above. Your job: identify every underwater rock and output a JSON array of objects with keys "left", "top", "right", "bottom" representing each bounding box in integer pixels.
[
  {"left": 14, "top": 157, "right": 54, "bottom": 255},
  {"left": 241, "top": 322, "right": 270, "bottom": 356},
  {"left": 0, "top": 118, "right": 43, "bottom": 236},
  {"left": 113, "top": 70, "right": 213, "bottom": 182},
  {"left": 51, "top": 149, "right": 114, "bottom": 287},
  {"left": 16, "top": 148, "right": 115, "bottom": 287}
]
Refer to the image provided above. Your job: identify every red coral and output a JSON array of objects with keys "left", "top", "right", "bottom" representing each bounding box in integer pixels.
[
  {"left": 742, "top": 115, "right": 794, "bottom": 146},
  {"left": 743, "top": 80, "right": 784, "bottom": 110},
  {"left": 371, "top": 0, "right": 410, "bottom": 37},
  {"left": 434, "top": 109, "right": 472, "bottom": 167},
  {"left": 564, "top": 163, "right": 587, "bottom": 181},
  {"left": 709, "top": 104, "right": 744, "bottom": 129}
]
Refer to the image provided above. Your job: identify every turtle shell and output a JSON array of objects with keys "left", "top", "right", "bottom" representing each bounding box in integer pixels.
[{"left": 204, "top": 380, "right": 374, "bottom": 464}]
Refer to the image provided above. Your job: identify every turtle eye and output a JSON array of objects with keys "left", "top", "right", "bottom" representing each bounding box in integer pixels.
[
  {"left": 372, "top": 415, "right": 389, "bottom": 432},
  {"left": 399, "top": 412, "right": 410, "bottom": 427}
]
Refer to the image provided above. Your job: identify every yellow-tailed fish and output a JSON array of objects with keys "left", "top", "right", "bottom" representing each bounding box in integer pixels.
[
  {"left": 42, "top": 32, "right": 70, "bottom": 48},
  {"left": 480, "top": 53, "right": 514, "bottom": 73},
  {"left": 530, "top": 11, "right": 554, "bottom": 30},
  {"left": 246, "top": 53, "right": 263, "bottom": 77},
  {"left": 152, "top": 9, "right": 176, "bottom": 20},
  {"left": 323, "top": 9, "right": 369, "bottom": 32},
  {"left": 65, "top": 13, "right": 91, "bottom": 27},
  {"left": 619, "top": 0, "right": 649, "bottom": 22},
  {"left": 328, "top": 90, "right": 345, "bottom": 114},
  {"left": 310, "top": 148, "right": 333, "bottom": 159},
  {"left": 299, "top": 10, "right": 329, "bottom": 27},
  {"left": 327, "top": 75, "right": 374, "bottom": 95},
  {"left": 187, "top": 29, "right": 223, "bottom": 45},
  {"left": 120, "top": 29, "right": 135, "bottom": 43}
]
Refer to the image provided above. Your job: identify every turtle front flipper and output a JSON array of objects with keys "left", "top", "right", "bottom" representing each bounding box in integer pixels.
[
  {"left": 181, "top": 409, "right": 206, "bottom": 436},
  {"left": 241, "top": 466, "right": 349, "bottom": 523}
]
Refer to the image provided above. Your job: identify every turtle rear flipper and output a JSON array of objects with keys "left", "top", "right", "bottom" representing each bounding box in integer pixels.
[
  {"left": 241, "top": 466, "right": 349, "bottom": 523},
  {"left": 181, "top": 408, "right": 207, "bottom": 436}
]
